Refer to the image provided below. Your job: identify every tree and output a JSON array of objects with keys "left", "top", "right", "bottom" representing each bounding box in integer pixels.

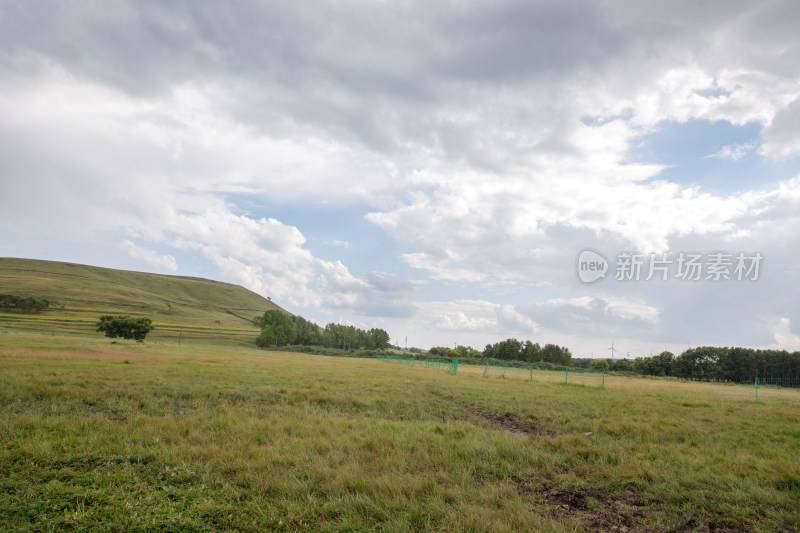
[
  {"left": 482, "top": 338, "right": 524, "bottom": 360},
  {"left": 293, "top": 315, "right": 322, "bottom": 345},
  {"left": 674, "top": 347, "right": 722, "bottom": 380},
  {"left": 541, "top": 344, "right": 572, "bottom": 365},
  {"left": 368, "top": 328, "right": 390, "bottom": 350},
  {"left": 256, "top": 324, "right": 291, "bottom": 348},
  {"left": 522, "top": 341, "right": 541, "bottom": 362},
  {"left": 253, "top": 308, "right": 389, "bottom": 351},
  {"left": 609, "top": 359, "right": 631, "bottom": 372},
  {"left": 254, "top": 310, "right": 297, "bottom": 348},
  {"left": 96, "top": 315, "right": 154, "bottom": 342},
  {"left": 654, "top": 351, "right": 674, "bottom": 376}
]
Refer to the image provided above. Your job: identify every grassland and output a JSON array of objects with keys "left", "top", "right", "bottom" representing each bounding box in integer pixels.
[
  {"left": 0, "top": 257, "right": 280, "bottom": 346},
  {"left": 2, "top": 333, "right": 799, "bottom": 532}
]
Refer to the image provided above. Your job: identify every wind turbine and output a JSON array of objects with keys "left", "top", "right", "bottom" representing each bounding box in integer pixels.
[{"left": 608, "top": 341, "right": 617, "bottom": 361}]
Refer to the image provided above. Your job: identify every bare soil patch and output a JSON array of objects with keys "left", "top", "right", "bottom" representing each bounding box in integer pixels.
[
  {"left": 469, "top": 408, "right": 555, "bottom": 437},
  {"left": 533, "top": 480, "right": 651, "bottom": 532},
  {"left": 513, "top": 477, "right": 750, "bottom": 533}
]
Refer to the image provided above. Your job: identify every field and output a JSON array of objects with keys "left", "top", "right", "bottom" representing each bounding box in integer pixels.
[{"left": 2, "top": 333, "right": 800, "bottom": 532}]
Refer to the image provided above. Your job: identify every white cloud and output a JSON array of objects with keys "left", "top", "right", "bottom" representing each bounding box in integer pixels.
[
  {"left": 368, "top": 157, "right": 759, "bottom": 284},
  {"left": 316, "top": 260, "right": 369, "bottom": 310},
  {"left": 415, "top": 301, "right": 496, "bottom": 338},
  {"left": 761, "top": 97, "right": 800, "bottom": 158},
  {"left": 3, "top": 1, "right": 800, "bottom": 354},
  {"left": 517, "top": 296, "right": 660, "bottom": 337},
  {"left": 365, "top": 47, "right": 800, "bottom": 285},
  {"left": 415, "top": 300, "right": 537, "bottom": 338},
  {"left": 496, "top": 305, "right": 539, "bottom": 335},
  {"left": 435, "top": 311, "right": 494, "bottom": 332},
  {"left": 121, "top": 240, "right": 177, "bottom": 272},
  {"left": 705, "top": 142, "right": 754, "bottom": 161},
  {"left": 316, "top": 260, "right": 417, "bottom": 317},
  {"left": 770, "top": 317, "right": 800, "bottom": 351},
  {"left": 159, "top": 209, "right": 318, "bottom": 307}
]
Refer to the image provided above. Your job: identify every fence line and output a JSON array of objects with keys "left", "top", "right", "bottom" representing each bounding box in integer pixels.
[
  {"left": 376, "top": 354, "right": 458, "bottom": 374},
  {"left": 474, "top": 360, "right": 608, "bottom": 388},
  {"left": 376, "top": 356, "right": 798, "bottom": 402},
  {"left": 750, "top": 376, "right": 800, "bottom": 388}
]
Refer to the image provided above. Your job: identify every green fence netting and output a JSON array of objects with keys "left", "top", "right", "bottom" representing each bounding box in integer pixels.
[
  {"left": 473, "top": 360, "right": 608, "bottom": 388},
  {"left": 376, "top": 356, "right": 797, "bottom": 402},
  {"left": 376, "top": 354, "right": 458, "bottom": 374}
]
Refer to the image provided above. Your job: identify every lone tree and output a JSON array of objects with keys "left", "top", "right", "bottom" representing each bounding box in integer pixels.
[{"left": 96, "top": 315, "right": 154, "bottom": 342}]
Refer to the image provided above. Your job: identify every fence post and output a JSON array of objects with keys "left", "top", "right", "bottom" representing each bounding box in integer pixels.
[
  {"left": 565, "top": 364, "right": 569, "bottom": 384},
  {"left": 445, "top": 358, "right": 458, "bottom": 375},
  {"left": 483, "top": 360, "right": 488, "bottom": 377}
]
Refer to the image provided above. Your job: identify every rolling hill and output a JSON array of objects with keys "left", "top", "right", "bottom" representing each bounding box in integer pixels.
[{"left": 0, "top": 257, "right": 283, "bottom": 346}]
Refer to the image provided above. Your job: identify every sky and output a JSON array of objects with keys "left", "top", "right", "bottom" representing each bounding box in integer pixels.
[{"left": 2, "top": 0, "right": 800, "bottom": 357}]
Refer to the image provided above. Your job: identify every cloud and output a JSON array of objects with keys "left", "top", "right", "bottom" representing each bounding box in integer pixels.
[
  {"left": 2, "top": 0, "right": 800, "bottom": 354},
  {"left": 424, "top": 300, "right": 498, "bottom": 332},
  {"left": 316, "top": 260, "right": 418, "bottom": 317},
  {"left": 368, "top": 158, "right": 760, "bottom": 283},
  {"left": 121, "top": 240, "right": 177, "bottom": 272},
  {"left": 770, "top": 317, "right": 800, "bottom": 350},
  {"left": 496, "top": 305, "right": 539, "bottom": 335},
  {"left": 415, "top": 300, "right": 537, "bottom": 339},
  {"left": 516, "top": 297, "right": 660, "bottom": 338},
  {"left": 163, "top": 209, "right": 317, "bottom": 306},
  {"left": 436, "top": 311, "right": 495, "bottom": 332},
  {"left": 761, "top": 97, "right": 800, "bottom": 158},
  {"left": 704, "top": 142, "right": 755, "bottom": 161}
]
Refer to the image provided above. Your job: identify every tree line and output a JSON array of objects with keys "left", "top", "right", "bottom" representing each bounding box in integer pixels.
[
  {"left": 592, "top": 347, "right": 800, "bottom": 381},
  {"left": 429, "top": 338, "right": 573, "bottom": 365},
  {"left": 252, "top": 308, "right": 799, "bottom": 381},
  {"left": 428, "top": 340, "right": 799, "bottom": 382},
  {"left": 254, "top": 310, "right": 390, "bottom": 351},
  {"left": 0, "top": 294, "right": 53, "bottom": 313}
]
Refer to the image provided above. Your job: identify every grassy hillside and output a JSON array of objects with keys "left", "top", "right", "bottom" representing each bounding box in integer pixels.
[{"left": 0, "top": 257, "right": 282, "bottom": 346}]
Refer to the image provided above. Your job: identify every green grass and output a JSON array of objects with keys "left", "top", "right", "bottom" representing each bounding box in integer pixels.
[
  {"left": 0, "top": 257, "right": 280, "bottom": 346},
  {"left": 2, "top": 333, "right": 799, "bottom": 531}
]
